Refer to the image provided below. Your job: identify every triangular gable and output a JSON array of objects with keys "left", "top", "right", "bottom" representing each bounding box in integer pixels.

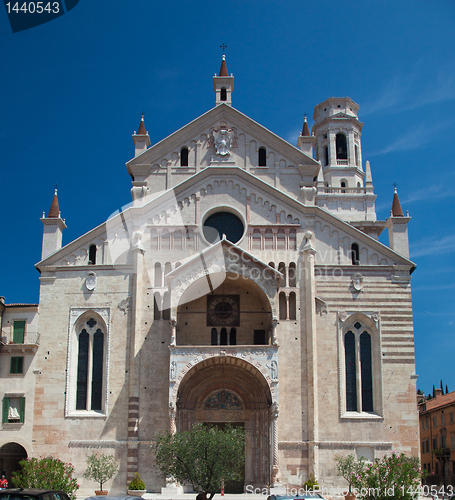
[
  {"left": 126, "top": 103, "right": 320, "bottom": 171},
  {"left": 36, "top": 165, "right": 414, "bottom": 271}
]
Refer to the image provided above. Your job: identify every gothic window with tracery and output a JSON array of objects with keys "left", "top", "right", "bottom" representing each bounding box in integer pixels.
[
  {"left": 344, "top": 319, "right": 375, "bottom": 414},
  {"left": 76, "top": 318, "right": 105, "bottom": 411}
]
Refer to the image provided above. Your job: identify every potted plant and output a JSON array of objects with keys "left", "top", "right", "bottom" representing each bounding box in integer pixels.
[
  {"left": 335, "top": 454, "right": 361, "bottom": 500},
  {"left": 127, "top": 473, "right": 146, "bottom": 496},
  {"left": 83, "top": 452, "right": 119, "bottom": 495}
]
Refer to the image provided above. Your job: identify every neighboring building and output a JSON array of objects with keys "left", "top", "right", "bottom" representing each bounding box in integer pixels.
[
  {"left": 0, "top": 297, "right": 39, "bottom": 481},
  {"left": 419, "top": 388, "right": 455, "bottom": 487},
  {"left": 0, "top": 56, "right": 419, "bottom": 494}
]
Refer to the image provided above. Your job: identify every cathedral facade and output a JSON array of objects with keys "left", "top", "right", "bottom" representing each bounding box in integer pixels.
[{"left": 0, "top": 56, "right": 419, "bottom": 494}]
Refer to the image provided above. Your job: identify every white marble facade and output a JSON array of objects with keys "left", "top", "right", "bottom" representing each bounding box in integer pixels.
[{"left": 0, "top": 57, "right": 419, "bottom": 495}]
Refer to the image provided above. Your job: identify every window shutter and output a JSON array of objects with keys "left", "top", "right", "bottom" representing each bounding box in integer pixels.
[
  {"left": 13, "top": 321, "right": 26, "bottom": 343},
  {"left": 2, "top": 397, "right": 9, "bottom": 423},
  {"left": 20, "top": 397, "right": 25, "bottom": 423}
]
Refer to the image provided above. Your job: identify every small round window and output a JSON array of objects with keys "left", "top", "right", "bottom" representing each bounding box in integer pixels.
[{"left": 203, "top": 211, "right": 244, "bottom": 244}]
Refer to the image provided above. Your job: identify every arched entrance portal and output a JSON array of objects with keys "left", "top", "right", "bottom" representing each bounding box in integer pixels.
[
  {"left": 0, "top": 442, "right": 27, "bottom": 484},
  {"left": 177, "top": 356, "right": 272, "bottom": 490}
]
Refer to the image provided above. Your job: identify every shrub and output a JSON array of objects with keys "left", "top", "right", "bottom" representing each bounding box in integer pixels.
[
  {"left": 128, "top": 473, "right": 145, "bottom": 491},
  {"left": 304, "top": 474, "right": 319, "bottom": 491},
  {"left": 350, "top": 452, "right": 426, "bottom": 500},
  {"left": 11, "top": 456, "right": 79, "bottom": 500}
]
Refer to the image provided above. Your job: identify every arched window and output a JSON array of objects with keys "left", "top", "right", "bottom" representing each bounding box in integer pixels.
[
  {"left": 351, "top": 243, "right": 360, "bottom": 265},
  {"left": 341, "top": 180, "right": 347, "bottom": 193},
  {"left": 279, "top": 292, "right": 287, "bottom": 320},
  {"left": 345, "top": 331, "right": 357, "bottom": 411},
  {"left": 278, "top": 262, "right": 287, "bottom": 287},
  {"left": 161, "top": 230, "right": 170, "bottom": 250},
  {"left": 289, "top": 229, "right": 297, "bottom": 250},
  {"left": 164, "top": 262, "right": 172, "bottom": 276},
  {"left": 154, "top": 263, "right": 163, "bottom": 287},
  {"left": 268, "top": 261, "right": 275, "bottom": 269},
  {"left": 220, "top": 88, "right": 227, "bottom": 101},
  {"left": 162, "top": 291, "right": 171, "bottom": 321},
  {"left": 336, "top": 133, "right": 347, "bottom": 160},
  {"left": 220, "top": 328, "right": 228, "bottom": 346},
  {"left": 252, "top": 229, "right": 262, "bottom": 250},
  {"left": 355, "top": 145, "right": 359, "bottom": 166},
  {"left": 343, "top": 319, "right": 378, "bottom": 414},
  {"left": 180, "top": 147, "right": 189, "bottom": 167},
  {"left": 76, "top": 319, "right": 105, "bottom": 412},
  {"left": 289, "top": 292, "right": 296, "bottom": 320},
  {"left": 230, "top": 328, "right": 237, "bottom": 346},
  {"left": 360, "top": 332, "right": 373, "bottom": 412},
  {"left": 258, "top": 147, "right": 267, "bottom": 167},
  {"left": 186, "top": 229, "right": 194, "bottom": 250},
  {"left": 211, "top": 328, "right": 218, "bottom": 346},
  {"left": 277, "top": 229, "right": 286, "bottom": 250},
  {"left": 150, "top": 229, "right": 158, "bottom": 251},
  {"left": 265, "top": 228, "right": 273, "bottom": 250},
  {"left": 174, "top": 231, "right": 183, "bottom": 250},
  {"left": 324, "top": 145, "right": 329, "bottom": 166},
  {"left": 288, "top": 262, "right": 296, "bottom": 287},
  {"left": 154, "top": 292, "right": 161, "bottom": 320},
  {"left": 89, "top": 245, "right": 96, "bottom": 265}
]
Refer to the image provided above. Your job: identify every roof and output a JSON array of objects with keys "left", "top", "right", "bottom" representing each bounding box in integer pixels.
[
  {"left": 420, "top": 391, "right": 455, "bottom": 413},
  {"left": 47, "top": 189, "right": 60, "bottom": 218},
  {"left": 137, "top": 114, "right": 146, "bottom": 135},
  {"left": 301, "top": 116, "right": 310, "bottom": 136},
  {"left": 5, "top": 303, "right": 38, "bottom": 308},
  {"left": 391, "top": 188, "right": 404, "bottom": 217},
  {"left": 219, "top": 54, "right": 228, "bottom": 76}
]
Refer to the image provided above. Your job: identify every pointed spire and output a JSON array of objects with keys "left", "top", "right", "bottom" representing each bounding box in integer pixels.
[
  {"left": 137, "top": 114, "right": 146, "bottom": 135},
  {"left": 219, "top": 54, "right": 228, "bottom": 77},
  {"left": 301, "top": 115, "right": 310, "bottom": 137},
  {"left": 47, "top": 188, "right": 60, "bottom": 218},
  {"left": 391, "top": 186, "right": 404, "bottom": 217}
]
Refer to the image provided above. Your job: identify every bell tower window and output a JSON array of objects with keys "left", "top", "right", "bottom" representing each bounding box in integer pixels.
[
  {"left": 89, "top": 245, "right": 96, "bottom": 265},
  {"left": 258, "top": 147, "right": 267, "bottom": 167},
  {"left": 180, "top": 147, "right": 189, "bottom": 167},
  {"left": 351, "top": 243, "right": 360, "bottom": 265},
  {"left": 336, "top": 133, "right": 347, "bottom": 160},
  {"left": 220, "top": 88, "right": 227, "bottom": 101}
]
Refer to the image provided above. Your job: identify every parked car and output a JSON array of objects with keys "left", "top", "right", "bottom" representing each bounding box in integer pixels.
[
  {"left": 0, "top": 490, "right": 71, "bottom": 500},
  {"left": 267, "top": 494, "right": 327, "bottom": 500},
  {"left": 85, "top": 497, "right": 144, "bottom": 500}
]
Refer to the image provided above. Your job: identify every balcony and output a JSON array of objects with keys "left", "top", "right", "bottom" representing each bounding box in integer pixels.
[
  {"left": 0, "top": 331, "right": 40, "bottom": 353},
  {"left": 434, "top": 448, "right": 451, "bottom": 460}
]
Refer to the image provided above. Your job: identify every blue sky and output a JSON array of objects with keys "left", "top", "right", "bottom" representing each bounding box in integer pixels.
[{"left": 1, "top": 0, "right": 454, "bottom": 396}]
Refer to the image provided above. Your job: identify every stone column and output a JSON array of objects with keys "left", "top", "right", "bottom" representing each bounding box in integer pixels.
[
  {"left": 270, "top": 402, "right": 280, "bottom": 486},
  {"left": 170, "top": 319, "right": 177, "bottom": 346},
  {"left": 302, "top": 231, "right": 319, "bottom": 479},
  {"left": 127, "top": 241, "right": 145, "bottom": 483},
  {"left": 271, "top": 317, "right": 278, "bottom": 345}
]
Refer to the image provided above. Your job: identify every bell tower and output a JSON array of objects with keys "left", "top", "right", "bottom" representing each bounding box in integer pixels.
[
  {"left": 312, "top": 97, "right": 364, "bottom": 188},
  {"left": 213, "top": 49, "right": 234, "bottom": 106},
  {"left": 312, "top": 98, "right": 380, "bottom": 231}
]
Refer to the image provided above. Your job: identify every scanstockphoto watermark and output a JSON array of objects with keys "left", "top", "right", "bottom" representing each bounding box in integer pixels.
[
  {"left": 246, "top": 484, "right": 455, "bottom": 497},
  {"left": 105, "top": 190, "right": 351, "bottom": 311},
  {"left": 3, "top": 0, "right": 79, "bottom": 32}
]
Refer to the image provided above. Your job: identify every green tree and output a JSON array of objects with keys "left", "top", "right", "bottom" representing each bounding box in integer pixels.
[
  {"left": 11, "top": 457, "right": 79, "bottom": 500},
  {"left": 83, "top": 453, "right": 119, "bottom": 492},
  {"left": 153, "top": 423, "right": 245, "bottom": 500}
]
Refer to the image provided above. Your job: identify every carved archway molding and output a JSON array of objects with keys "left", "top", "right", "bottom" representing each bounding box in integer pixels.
[{"left": 170, "top": 351, "right": 277, "bottom": 409}]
